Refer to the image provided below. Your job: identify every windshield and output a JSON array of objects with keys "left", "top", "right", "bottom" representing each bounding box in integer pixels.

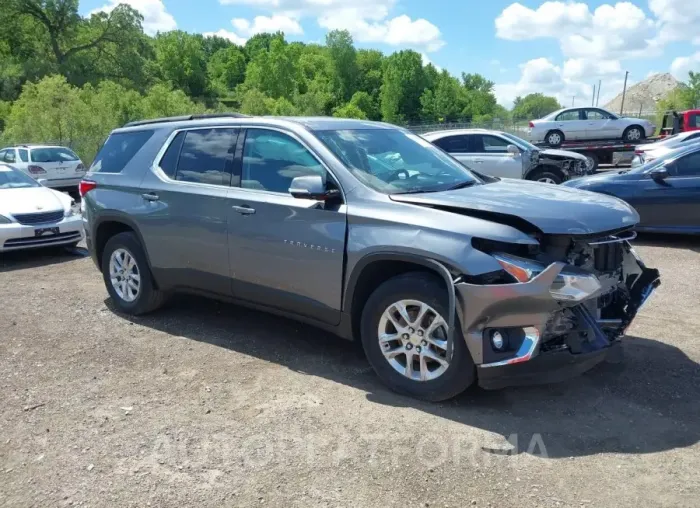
[
  {"left": 30, "top": 147, "right": 79, "bottom": 163},
  {"left": 0, "top": 164, "right": 41, "bottom": 189},
  {"left": 629, "top": 145, "right": 697, "bottom": 174},
  {"left": 316, "top": 129, "right": 481, "bottom": 194},
  {"left": 501, "top": 132, "right": 538, "bottom": 151}
]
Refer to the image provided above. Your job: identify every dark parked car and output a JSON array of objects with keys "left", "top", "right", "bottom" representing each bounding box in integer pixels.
[
  {"left": 81, "top": 115, "right": 659, "bottom": 401},
  {"left": 564, "top": 143, "right": 700, "bottom": 235}
]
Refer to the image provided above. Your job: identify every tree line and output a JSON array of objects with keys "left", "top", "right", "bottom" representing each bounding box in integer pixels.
[{"left": 16, "top": 0, "right": 685, "bottom": 163}]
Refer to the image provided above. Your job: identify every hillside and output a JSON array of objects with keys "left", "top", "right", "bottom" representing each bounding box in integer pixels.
[{"left": 604, "top": 73, "right": 682, "bottom": 115}]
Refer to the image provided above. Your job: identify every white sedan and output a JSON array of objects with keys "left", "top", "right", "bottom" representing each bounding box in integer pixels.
[
  {"left": 0, "top": 164, "right": 83, "bottom": 252},
  {"left": 529, "top": 107, "right": 656, "bottom": 146},
  {"left": 631, "top": 131, "right": 700, "bottom": 167}
]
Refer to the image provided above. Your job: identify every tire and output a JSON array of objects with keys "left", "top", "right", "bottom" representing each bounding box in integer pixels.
[
  {"left": 582, "top": 152, "right": 599, "bottom": 173},
  {"left": 101, "top": 232, "right": 166, "bottom": 315},
  {"left": 622, "top": 125, "right": 645, "bottom": 143},
  {"left": 545, "top": 130, "right": 564, "bottom": 147},
  {"left": 527, "top": 168, "right": 563, "bottom": 184},
  {"left": 360, "top": 272, "right": 475, "bottom": 402}
]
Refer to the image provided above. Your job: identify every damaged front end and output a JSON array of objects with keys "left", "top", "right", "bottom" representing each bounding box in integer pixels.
[{"left": 455, "top": 230, "right": 660, "bottom": 389}]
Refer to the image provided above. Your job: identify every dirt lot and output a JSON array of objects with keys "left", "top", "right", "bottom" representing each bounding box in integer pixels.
[{"left": 1, "top": 236, "right": 699, "bottom": 508}]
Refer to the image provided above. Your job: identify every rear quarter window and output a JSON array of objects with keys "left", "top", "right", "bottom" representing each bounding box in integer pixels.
[
  {"left": 30, "top": 147, "right": 79, "bottom": 163},
  {"left": 90, "top": 130, "right": 154, "bottom": 173}
]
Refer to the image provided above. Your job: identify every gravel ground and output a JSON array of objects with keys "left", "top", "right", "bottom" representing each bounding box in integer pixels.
[{"left": 1, "top": 236, "right": 699, "bottom": 508}]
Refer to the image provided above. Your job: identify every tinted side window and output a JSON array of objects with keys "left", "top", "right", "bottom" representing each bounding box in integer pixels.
[
  {"left": 18, "top": 149, "right": 29, "bottom": 162},
  {"left": 176, "top": 128, "right": 236, "bottom": 186},
  {"left": 242, "top": 129, "right": 325, "bottom": 193},
  {"left": 4, "top": 150, "right": 16, "bottom": 163},
  {"left": 689, "top": 114, "right": 700, "bottom": 128},
  {"left": 91, "top": 130, "right": 154, "bottom": 173},
  {"left": 556, "top": 110, "right": 579, "bottom": 121},
  {"left": 585, "top": 109, "right": 608, "bottom": 120},
  {"left": 432, "top": 135, "right": 470, "bottom": 153},
  {"left": 672, "top": 152, "right": 700, "bottom": 177},
  {"left": 159, "top": 131, "right": 185, "bottom": 178},
  {"left": 473, "top": 135, "right": 509, "bottom": 153}
]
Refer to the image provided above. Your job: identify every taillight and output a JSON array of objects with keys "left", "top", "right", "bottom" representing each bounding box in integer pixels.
[
  {"left": 634, "top": 150, "right": 643, "bottom": 155},
  {"left": 79, "top": 179, "right": 97, "bottom": 197},
  {"left": 76, "top": 163, "right": 85, "bottom": 171},
  {"left": 28, "top": 165, "right": 46, "bottom": 174},
  {"left": 529, "top": 121, "right": 534, "bottom": 128}
]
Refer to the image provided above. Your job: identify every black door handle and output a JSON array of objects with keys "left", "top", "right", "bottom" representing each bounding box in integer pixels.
[
  {"left": 141, "top": 192, "right": 159, "bottom": 202},
  {"left": 232, "top": 205, "right": 256, "bottom": 215}
]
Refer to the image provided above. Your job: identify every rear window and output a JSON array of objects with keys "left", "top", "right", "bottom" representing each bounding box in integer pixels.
[
  {"left": 30, "top": 147, "right": 80, "bottom": 163},
  {"left": 90, "top": 130, "right": 154, "bottom": 173}
]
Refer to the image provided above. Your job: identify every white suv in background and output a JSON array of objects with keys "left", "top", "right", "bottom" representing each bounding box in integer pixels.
[{"left": 0, "top": 145, "right": 86, "bottom": 190}]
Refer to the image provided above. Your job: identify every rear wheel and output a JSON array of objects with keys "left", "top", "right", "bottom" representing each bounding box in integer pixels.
[
  {"left": 545, "top": 130, "right": 564, "bottom": 147},
  {"left": 101, "top": 232, "right": 166, "bottom": 315},
  {"left": 360, "top": 272, "right": 475, "bottom": 401}
]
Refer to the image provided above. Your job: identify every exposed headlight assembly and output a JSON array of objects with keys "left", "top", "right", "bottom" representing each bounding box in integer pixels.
[{"left": 493, "top": 253, "right": 602, "bottom": 302}]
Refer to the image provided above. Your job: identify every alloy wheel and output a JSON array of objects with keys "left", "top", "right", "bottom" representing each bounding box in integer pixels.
[
  {"left": 377, "top": 299, "right": 450, "bottom": 382},
  {"left": 109, "top": 248, "right": 141, "bottom": 303}
]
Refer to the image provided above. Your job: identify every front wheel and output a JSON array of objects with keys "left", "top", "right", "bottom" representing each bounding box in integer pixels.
[
  {"left": 527, "top": 168, "right": 563, "bottom": 184},
  {"left": 360, "top": 272, "right": 475, "bottom": 401},
  {"left": 623, "top": 126, "right": 645, "bottom": 143},
  {"left": 101, "top": 232, "right": 166, "bottom": 315}
]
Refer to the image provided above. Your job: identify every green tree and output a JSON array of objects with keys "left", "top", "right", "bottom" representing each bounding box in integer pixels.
[
  {"left": 140, "top": 82, "right": 204, "bottom": 118},
  {"left": 207, "top": 45, "right": 247, "bottom": 96},
  {"left": 325, "top": 30, "right": 357, "bottom": 103},
  {"left": 244, "top": 37, "right": 297, "bottom": 99},
  {"left": 380, "top": 50, "right": 425, "bottom": 123},
  {"left": 512, "top": 93, "right": 561, "bottom": 120},
  {"left": 154, "top": 31, "right": 208, "bottom": 98},
  {"left": 333, "top": 103, "right": 368, "bottom": 119},
  {"left": 239, "top": 88, "right": 272, "bottom": 115},
  {"left": 461, "top": 72, "right": 497, "bottom": 121},
  {"left": 244, "top": 32, "right": 284, "bottom": 60},
  {"left": 420, "top": 70, "right": 462, "bottom": 122},
  {"left": 348, "top": 91, "right": 377, "bottom": 119},
  {"left": 8, "top": 0, "right": 147, "bottom": 87},
  {"left": 3, "top": 74, "right": 87, "bottom": 148}
]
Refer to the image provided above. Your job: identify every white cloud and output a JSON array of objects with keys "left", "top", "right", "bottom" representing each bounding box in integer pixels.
[
  {"left": 217, "top": 0, "right": 443, "bottom": 52},
  {"left": 91, "top": 0, "right": 176, "bottom": 35},
  {"left": 649, "top": 0, "right": 700, "bottom": 45},
  {"left": 232, "top": 15, "right": 303, "bottom": 36},
  {"left": 562, "top": 58, "right": 622, "bottom": 81},
  {"left": 671, "top": 52, "right": 700, "bottom": 80},
  {"left": 203, "top": 29, "right": 247, "bottom": 45},
  {"left": 319, "top": 12, "right": 444, "bottom": 51},
  {"left": 496, "top": 2, "right": 656, "bottom": 61}
]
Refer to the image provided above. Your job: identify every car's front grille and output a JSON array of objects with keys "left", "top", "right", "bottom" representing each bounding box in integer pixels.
[
  {"left": 4, "top": 231, "right": 81, "bottom": 248},
  {"left": 12, "top": 210, "right": 64, "bottom": 225}
]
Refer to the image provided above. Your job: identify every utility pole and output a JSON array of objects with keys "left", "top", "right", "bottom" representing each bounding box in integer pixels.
[
  {"left": 620, "top": 71, "right": 629, "bottom": 115},
  {"left": 572, "top": 95, "right": 576, "bottom": 107},
  {"left": 592, "top": 84, "right": 596, "bottom": 106},
  {"left": 596, "top": 80, "right": 602, "bottom": 106}
]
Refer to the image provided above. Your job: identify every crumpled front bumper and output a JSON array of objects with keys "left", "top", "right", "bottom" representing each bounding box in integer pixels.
[{"left": 454, "top": 247, "right": 660, "bottom": 389}]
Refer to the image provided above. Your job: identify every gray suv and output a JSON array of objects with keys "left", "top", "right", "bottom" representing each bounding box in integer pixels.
[{"left": 82, "top": 114, "right": 660, "bottom": 401}]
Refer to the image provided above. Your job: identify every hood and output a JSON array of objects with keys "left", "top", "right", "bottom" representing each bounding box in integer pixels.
[
  {"left": 539, "top": 148, "right": 588, "bottom": 162},
  {"left": 390, "top": 179, "right": 639, "bottom": 235},
  {"left": 0, "top": 187, "right": 69, "bottom": 216}
]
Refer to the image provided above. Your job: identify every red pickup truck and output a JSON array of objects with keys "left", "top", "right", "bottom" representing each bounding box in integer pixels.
[{"left": 659, "top": 109, "right": 700, "bottom": 137}]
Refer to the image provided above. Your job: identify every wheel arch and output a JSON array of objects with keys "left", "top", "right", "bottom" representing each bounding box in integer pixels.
[
  {"left": 93, "top": 213, "right": 154, "bottom": 277},
  {"left": 525, "top": 164, "right": 565, "bottom": 182},
  {"left": 343, "top": 252, "right": 456, "bottom": 341}
]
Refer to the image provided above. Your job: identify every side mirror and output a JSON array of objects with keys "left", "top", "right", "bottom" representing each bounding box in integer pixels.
[
  {"left": 289, "top": 175, "right": 332, "bottom": 200},
  {"left": 506, "top": 144, "right": 520, "bottom": 157},
  {"left": 37, "top": 178, "right": 48, "bottom": 186},
  {"left": 649, "top": 167, "right": 669, "bottom": 181}
]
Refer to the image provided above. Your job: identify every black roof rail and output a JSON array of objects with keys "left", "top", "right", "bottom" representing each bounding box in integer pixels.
[{"left": 122, "top": 113, "right": 250, "bottom": 128}]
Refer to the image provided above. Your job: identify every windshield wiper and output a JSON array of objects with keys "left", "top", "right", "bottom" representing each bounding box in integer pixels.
[{"left": 445, "top": 180, "right": 477, "bottom": 191}]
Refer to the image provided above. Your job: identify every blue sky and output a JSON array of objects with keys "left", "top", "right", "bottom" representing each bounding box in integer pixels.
[{"left": 81, "top": 0, "right": 700, "bottom": 108}]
